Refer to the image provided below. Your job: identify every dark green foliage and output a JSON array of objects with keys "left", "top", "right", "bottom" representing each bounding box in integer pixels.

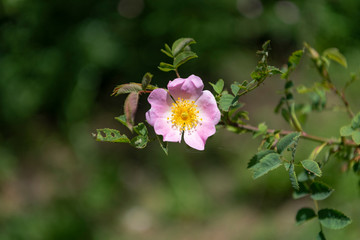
[
  {"left": 296, "top": 208, "right": 316, "bottom": 225},
  {"left": 310, "top": 182, "right": 334, "bottom": 200}
]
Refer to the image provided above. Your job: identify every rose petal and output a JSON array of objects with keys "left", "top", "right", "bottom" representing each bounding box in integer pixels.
[
  {"left": 196, "top": 90, "right": 221, "bottom": 125},
  {"left": 168, "top": 74, "right": 204, "bottom": 101},
  {"left": 184, "top": 122, "right": 216, "bottom": 150},
  {"left": 154, "top": 118, "right": 182, "bottom": 142},
  {"left": 146, "top": 88, "right": 173, "bottom": 126}
]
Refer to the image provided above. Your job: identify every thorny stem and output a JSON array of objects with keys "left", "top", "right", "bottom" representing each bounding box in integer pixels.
[{"left": 228, "top": 123, "right": 358, "bottom": 147}]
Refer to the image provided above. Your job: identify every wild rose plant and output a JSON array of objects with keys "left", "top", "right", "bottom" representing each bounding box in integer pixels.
[{"left": 95, "top": 38, "right": 359, "bottom": 239}]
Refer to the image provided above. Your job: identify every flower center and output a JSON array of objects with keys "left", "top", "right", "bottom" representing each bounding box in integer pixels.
[{"left": 168, "top": 98, "right": 201, "bottom": 132}]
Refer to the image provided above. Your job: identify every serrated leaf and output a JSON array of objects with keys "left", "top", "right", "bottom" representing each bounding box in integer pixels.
[
  {"left": 288, "top": 163, "right": 299, "bottom": 190},
  {"left": 301, "top": 159, "right": 322, "bottom": 177},
  {"left": 124, "top": 92, "right": 139, "bottom": 129},
  {"left": 277, "top": 132, "right": 301, "bottom": 154},
  {"left": 292, "top": 182, "right": 310, "bottom": 199},
  {"left": 310, "top": 181, "right": 334, "bottom": 200},
  {"left": 171, "top": 38, "right": 196, "bottom": 57},
  {"left": 323, "top": 48, "right": 347, "bottom": 68},
  {"left": 317, "top": 231, "right": 326, "bottom": 240},
  {"left": 318, "top": 208, "right": 352, "bottom": 229},
  {"left": 249, "top": 153, "right": 282, "bottom": 179},
  {"left": 351, "top": 131, "right": 360, "bottom": 145},
  {"left": 340, "top": 125, "right": 353, "bottom": 136},
  {"left": 95, "top": 128, "right": 130, "bottom": 143},
  {"left": 112, "top": 83, "right": 142, "bottom": 96},
  {"left": 173, "top": 51, "right": 197, "bottom": 68},
  {"left": 130, "top": 135, "right": 148, "bottom": 149},
  {"left": 141, "top": 72, "right": 153, "bottom": 90},
  {"left": 231, "top": 83, "right": 240, "bottom": 95},
  {"left": 296, "top": 208, "right": 316, "bottom": 225},
  {"left": 248, "top": 150, "right": 276, "bottom": 168},
  {"left": 219, "top": 93, "right": 235, "bottom": 111},
  {"left": 209, "top": 79, "right": 224, "bottom": 95},
  {"left": 158, "top": 62, "right": 175, "bottom": 72}
]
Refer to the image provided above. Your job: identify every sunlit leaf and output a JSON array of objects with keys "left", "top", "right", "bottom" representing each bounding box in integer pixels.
[
  {"left": 323, "top": 48, "right": 347, "bottom": 68},
  {"left": 352, "top": 131, "right": 360, "bottom": 145},
  {"left": 219, "top": 93, "right": 235, "bottom": 111},
  {"left": 158, "top": 62, "right": 175, "bottom": 72}
]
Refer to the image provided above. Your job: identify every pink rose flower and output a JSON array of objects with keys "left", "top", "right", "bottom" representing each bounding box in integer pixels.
[{"left": 146, "top": 75, "right": 221, "bottom": 150}]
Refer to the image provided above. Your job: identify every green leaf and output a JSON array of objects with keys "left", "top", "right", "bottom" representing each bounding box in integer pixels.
[
  {"left": 158, "top": 62, "right": 175, "bottom": 72},
  {"left": 323, "top": 48, "right": 347, "bottom": 68},
  {"left": 133, "top": 123, "right": 148, "bottom": 136},
  {"left": 124, "top": 92, "right": 139, "bottom": 129},
  {"left": 351, "top": 112, "right": 360, "bottom": 129},
  {"left": 301, "top": 159, "right": 322, "bottom": 177},
  {"left": 288, "top": 50, "right": 304, "bottom": 68},
  {"left": 297, "top": 171, "right": 309, "bottom": 182},
  {"left": 219, "top": 93, "right": 235, "bottom": 111},
  {"left": 160, "top": 44, "right": 173, "bottom": 58},
  {"left": 115, "top": 114, "right": 128, "bottom": 126},
  {"left": 318, "top": 208, "right": 352, "bottom": 229},
  {"left": 276, "top": 132, "right": 301, "bottom": 154},
  {"left": 317, "top": 231, "right": 326, "bottom": 240},
  {"left": 112, "top": 83, "right": 142, "bottom": 96},
  {"left": 352, "top": 131, "right": 360, "bottom": 145},
  {"left": 130, "top": 135, "right": 148, "bottom": 149},
  {"left": 288, "top": 163, "right": 299, "bottom": 190},
  {"left": 249, "top": 153, "right": 282, "bottom": 179},
  {"left": 95, "top": 128, "right": 130, "bottom": 143},
  {"left": 231, "top": 82, "right": 241, "bottom": 95},
  {"left": 340, "top": 125, "right": 354, "bottom": 136},
  {"left": 309, "top": 142, "right": 327, "bottom": 161},
  {"left": 173, "top": 51, "right": 198, "bottom": 69},
  {"left": 267, "top": 66, "right": 283, "bottom": 75},
  {"left": 252, "top": 122, "right": 267, "bottom": 138},
  {"left": 141, "top": 72, "right": 153, "bottom": 90},
  {"left": 209, "top": 79, "right": 224, "bottom": 95},
  {"left": 292, "top": 182, "right": 310, "bottom": 199},
  {"left": 296, "top": 208, "right": 316, "bottom": 225},
  {"left": 171, "top": 38, "right": 196, "bottom": 57},
  {"left": 310, "top": 181, "right": 334, "bottom": 200},
  {"left": 248, "top": 150, "right": 276, "bottom": 168}
]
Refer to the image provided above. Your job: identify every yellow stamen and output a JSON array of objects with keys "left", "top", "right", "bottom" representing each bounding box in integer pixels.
[{"left": 170, "top": 98, "right": 201, "bottom": 132}]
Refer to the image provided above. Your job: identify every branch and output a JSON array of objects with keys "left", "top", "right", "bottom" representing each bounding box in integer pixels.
[{"left": 231, "top": 123, "right": 358, "bottom": 147}]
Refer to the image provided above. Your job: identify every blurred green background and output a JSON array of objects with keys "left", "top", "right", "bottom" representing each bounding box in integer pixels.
[{"left": 0, "top": 0, "right": 359, "bottom": 239}]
